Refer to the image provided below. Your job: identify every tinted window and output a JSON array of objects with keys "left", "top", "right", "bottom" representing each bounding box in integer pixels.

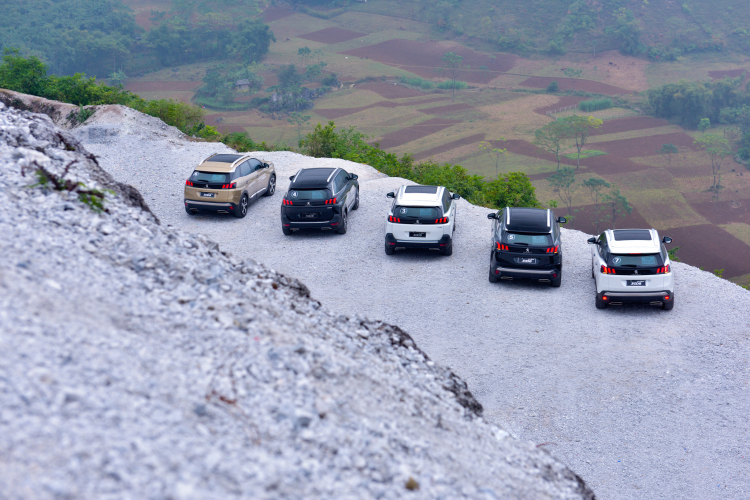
[
  {"left": 404, "top": 185, "right": 438, "bottom": 194},
  {"left": 288, "top": 189, "right": 328, "bottom": 200},
  {"left": 442, "top": 190, "right": 451, "bottom": 212},
  {"left": 609, "top": 253, "right": 664, "bottom": 267},
  {"left": 207, "top": 154, "right": 242, "bottom": 163},
  {"left": 613, "top": 229, "right": 652, "bottom": 241},
  {"left": 334, "top": 171, "right": 348, "bottom": 192},
  {"left": 239, "top": 161, "right": 251, "bottom": 177},
  {"left": 191, "top": 171, "right": 229, "bottom": 183},
  {"left": 503, "top": 232, "right": 552, "bottom": 246},
  {"left": 249, "top": 159, "right": 262, "bottom": 171},
  {"left": 394, "top": 206, "right": 439, "bottom": 219}
]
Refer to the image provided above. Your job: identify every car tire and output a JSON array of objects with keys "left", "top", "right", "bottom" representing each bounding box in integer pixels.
[
  {"left": 550, "top": 274, "right": 562, "bottom": 287},
  {"left": 489, "top": 267, "right": 498, "bottom": 283},
  {"left": 337, "top": 210, "right": 348, "bottom": 234},
  {"left": 185, "top": 206, "right": 196, "bottom": 215},
  {"left": 662, "top": 293, "right": 675, "bottom": 311},
  {"left": 352, "top": 188, "right": 359, "bottom": 210},
  {"left": 263, "top": 174, "right": 276, "bottom": 197},
  {"left": 234, "top": 195, "right": 249, "bottom": 218},
  {"left": 282, "top": 225, "right": 292, "bottom": 235},
  {"left": 385, "top": 243, "right": 395, "bottom": 255},
  {"left": 595, "top": 294, "right": 607, "bottom": 309},
  {"left": 442, "top": 241, "right": 453, "bottom": 256}
]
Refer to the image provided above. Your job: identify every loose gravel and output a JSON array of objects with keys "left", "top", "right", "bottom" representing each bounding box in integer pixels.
[
  {"left": 0, "top": 104, "right": 597, "bottom": 499},
  {"left": 80, "top": 108, "right": 750, "bottom": 500}
]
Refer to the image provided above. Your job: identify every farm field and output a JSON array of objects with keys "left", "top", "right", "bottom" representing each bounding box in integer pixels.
[{"left": 120, "top": 1, "right": 750, "bottom": 283}]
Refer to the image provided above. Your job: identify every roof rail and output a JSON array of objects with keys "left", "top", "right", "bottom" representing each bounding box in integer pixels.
[
  {"left": 327, "top": 168, "right": 338, "bottom": 183},
  {"left": 505, "top": 207, "right": 511, "bottom": 225},
  {"left": 546, "top": 209, "right": 551, "bottom": 227},
  {"left": 199, "top": 153, "right": 218, "bottom": 165}
]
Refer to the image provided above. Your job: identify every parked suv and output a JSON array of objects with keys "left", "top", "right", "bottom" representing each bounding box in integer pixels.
[
  {"left": 384, "top": 185, "right": 459, "bottom": 255},
  {"left": 184, "top": 153, "right": 276, "bottom": 218},
  {"left": 588, "top": 228, "right": 674, "bottom": 310},
  {"left": 280, "top": 167, "right": 359, "bottom": 235},
  {"left": 487, "top": 207, "right": 566, "bottom": 286}
]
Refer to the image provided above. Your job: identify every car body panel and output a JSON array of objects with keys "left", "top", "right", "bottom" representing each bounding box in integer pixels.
[
  {"left": 281, "top": 167, "right": 358, "bottom": 231},
  {"left": 384, "top": 185, "right": 456, "bottom": 250}
]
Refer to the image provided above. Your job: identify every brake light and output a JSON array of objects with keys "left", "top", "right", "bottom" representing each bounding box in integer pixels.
[
  {"left": 221, "top": 182, "right": 236, "bottom": 189},
  {"left": 601, "top": 265, "right": 616, "bottom": 274},
  {"left": 324, "top": 198, "right": 337, "bottom": 204},
  {"left": 545, "top": 245, "right": 559, "bottom": 254},
  {"left": 388, "top": 215, "right": 401, "bottom": 223},
  {"left": 656, "top": 265, "right": 671, "bottom": 274},
  {"left": 435, "top": 217, "right": 449, "bottom": 224},
  {"left": 496, "top": 242, "right": 509, "bottom": 251},
  {"left": 185, "top": 180, "right": 194, "bottom": 186},
  {"left": 282, "top": 199, "right": 293, "bottom": 205}
]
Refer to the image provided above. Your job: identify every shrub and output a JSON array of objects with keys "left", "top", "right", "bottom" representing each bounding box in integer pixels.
[
  {"left": 437, "top": 80, "right": 467, "bottom": 90},
  {"left": 579, "top": 98, "right": 613, "bottom": 112},
  {"left": 400, "top": 77, "right": 435, "bottom": 89},
  {"left": 547, "top": 81, "right": 559, "bottom": 92},
  {"left": 131, "top": 99, "right": 204, "bottom": 133}
]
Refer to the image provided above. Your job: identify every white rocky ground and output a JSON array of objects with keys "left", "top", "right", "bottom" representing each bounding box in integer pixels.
[
  {"left": 70, "top": 103, "right": 750, "bottom": 500},
  {"left": 0, "top": 102, "right": 597, "bottom": 498}
]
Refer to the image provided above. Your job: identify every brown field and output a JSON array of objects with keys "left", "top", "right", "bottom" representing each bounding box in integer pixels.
[
  {"left": 263, "top": 5, "right": 294, "bottom": 22},
  {"left": 689, "top": 199, "right": 750, "bottom": 225},
  {"left": 533, "top": 96, "right": 585, "bottom": 115},
  {"left": 661, "top": 224, "right": 750, "bottom": 278},
  {"left": 412, "top": 133, "right": 486, "bottom": 161},
  {"left": 589, "top": 116, "right": 671, "bottom": 136},
  {"left": 520, "top": 76, "right": 632, "bottom": 95},
  {"left": 125, "top": 81, "right": 201, "bottom": 92},
  {"left": 358, "top": 83, "right": 432, "bottom": 99},
  {"left": 378, "top": 117, "right": 460, "bottom": 149},
  {"left": 708, "top": 68, "right": 748, "bottom": 81},
  {"left": 418, "top": 103, "right": 474, "bottom": 115},
  {"left": 315, "top": 96, "right": 447, "bottom": 119},
  {"left": 563, "top": 203, "right": 651, "bottom": 236},
  {"left": 341, "top": 40, "right": 518, "bottom": 84},
  {"left": 299, "top": 27, "right": 368, "bottom": 44},
  {"left": 503, "top": 139, "right": 579, "bottom": 167},
  {"left": 591, "top": 132, "right": 698, "bottom": 157}
]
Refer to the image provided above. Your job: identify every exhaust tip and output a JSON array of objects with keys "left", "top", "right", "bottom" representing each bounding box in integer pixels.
[
  {"left": 538, "top": 279, "right": 550, "bottom": 283},
  {"left": 501, "top": 276, "right": 513, "bottom": 280}
]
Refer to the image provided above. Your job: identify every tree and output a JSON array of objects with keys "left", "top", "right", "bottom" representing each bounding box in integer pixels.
[
  {"left": 563, "top": 68, "right": 583, "bottom": 91},
  {"left": 698, "top": 117, "right": 711, "bottom": 134},
  {"left": 486, "top": 172, "right": 540, "bottom": 208},
  {"left": 298, "top": 46, "right": 312, "bottom": 65},
  {"left": 441, "top": 52, "right": 463, "bottom": 102},
  {"left": 582, "top": 177, "right": 611, "bottom": 234},
  {"left": 108, "top": 70, "right": 127, "bottom": 88},
  {"left": 0, "top": 48, "right": 48, "bottom": 96},
  {"left": 694, "top": 134, "right": 731, "bottom": 201},
  {"left": 548, "top": 167, "right": 577, "bottom": 216},
  {"left": 657, "top": 143, "right": 678, "bottom": 168},
  {"left": 228, "top": 20, "right": 276, "bottom": 64},
  {"left": 533, "top": 120, "right": 569, "bottom": 170},
  {"left": 287, "top": 112, "right": 311, "bottom": 145},
  {"left": 602, "top": 186, "right": 632, "bottom": 228},
  {"left": 561, "top": 115, "right": 603, "bottom": 170},
  {"left": 277, "top": 64, "right": 302, "bottom": 91},
  {"left": 479, "top": 140, "right": 507, "bottom": 178},
  {"left": 547, "top": 80, "right": 559, "bottom": 92}
]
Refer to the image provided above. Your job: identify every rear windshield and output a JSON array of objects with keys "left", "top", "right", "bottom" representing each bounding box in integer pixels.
[
  {"left": 191, "top": 171, "right": 230, "bottom": 183},
  {"left": 288, "top": 189, "right": 328, "bottom": 200},
  {"left": 609, "top": 253, "right": 664, "bottom": 267},
  {"left": 502, "top": 232, "right": 552, "bottom": 246},
  {"left": 394, "top": 206, "right": 440, "bottom": 219}
]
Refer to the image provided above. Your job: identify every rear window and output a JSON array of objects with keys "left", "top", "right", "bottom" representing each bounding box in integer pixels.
[
  {"left": 502, "top": 232, "right": 551, "bottom": 246},
  {"left": 613, "top": 230, "right": 652, "bottom": 241},
  {"left": 191, "top": 171, "right": 230, "bottom": 183},
  {"left": 609, "top": 253, "right": 664, "bottom": 267},
  {"left": 394, "top": 206, "right": 440, "bottom": 219},
  {"left": 288, "top": 189, "right": 328, "bottom": 200}
]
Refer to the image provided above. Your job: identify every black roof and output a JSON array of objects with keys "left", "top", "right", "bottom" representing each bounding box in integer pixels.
[
  {"left": 613, "top": 229, "right": 652, "bottom": 241},
  {"left": 404, "top": 186, "right": 438, "bottom": 194},
  {"left": 290, "top": 168, "right": 337, "bottom": 189},
  {"left": 208, "top": 154, "right": 243, "bottom": 163},
  {"left": 505, "top": 208, "right": 549, "bottom": 232}
]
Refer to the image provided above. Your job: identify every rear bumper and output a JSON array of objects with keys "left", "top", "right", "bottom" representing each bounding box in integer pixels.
[
  {"left": 491, "top": 265, "right": 559, "bottom": 280},
  {"left": 385, "top": 233, "right": 451, "bottom": 249},
  {"left": 599, "top": 290, "right": 673, "bottom": 304},
  {"left": 185, "top": 199, "right": 238, "bottom": 213},
  {"left": 281, "top": 213, "right": 341, "bottom": 229}
]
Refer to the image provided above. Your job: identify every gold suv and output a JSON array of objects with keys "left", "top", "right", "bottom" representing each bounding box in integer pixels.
[{"left": 184, "top": 153, "right": 276, "bottom": 218}]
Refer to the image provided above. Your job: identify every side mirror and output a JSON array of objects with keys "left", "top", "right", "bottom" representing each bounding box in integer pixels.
[
  {"left": 386, "top": 192, "right": 395, "bottom": 198},
  {"left": 263, "top": 163, "right": 270, "bottom": 168},
  {"left": 289, "top": 175, "right": 295, "bottom": 181},
  {"left": 350, "top": 173, "right": 358, "bottom": 180},
  {"left": 557, "top": 217, "right": 567, "bottom": 224},
  {"left": 452, "top": 193, "right": 460, "bottom": 199},
  {"left": 587, "top": 237, "right": 597, "bottom": 244},
  {"left": 487, "top": 213, "right": 497, "bottom": 219},
  {"left": 662, "top": 236, "right": 672, "bottom": 244}
]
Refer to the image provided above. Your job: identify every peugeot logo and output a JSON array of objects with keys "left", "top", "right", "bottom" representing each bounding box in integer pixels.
[
  {"left": 306, "top": 201, "right": 310, "bottom": 206},
  {"left": 525, "top": 248, "right": 530, "bottom": 253},
  {"left": 634, "top": 270, "right": 639, "bottom": 275},
  {"left": 415, "top": 220, "right": 420, "bottom": 224}
]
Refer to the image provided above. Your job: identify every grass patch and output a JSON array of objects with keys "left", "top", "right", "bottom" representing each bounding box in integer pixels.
[
  {"left": 626, "top": 188, "right": 707, "bottom": 229},
  {"left": 400, "top": 76, "right": 435, "bottom": 89},
  {"left": 720, "top": 222, "right": 750, "bottom": 247},
  {"left": 579, "top": 98, "right": 613, "bottom": 112},
  {"left": 437, "top": 80, "right": 468, "bottom": 90},
  {"left": 563, "top": 149, "right": 608, "bottom": 159}
]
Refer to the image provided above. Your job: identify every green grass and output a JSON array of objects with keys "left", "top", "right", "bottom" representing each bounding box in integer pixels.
[
  {"left": 563, "top": 149, "right": 607, "bottom": 159},
  {"left": 579, "top": 99, "right": 613, "bottom": 112},
  {"left": 437, "top": 80, "right": 468, "bottom": 90},
  {"left": 400, "top": 77, "right": 435, "bottom": 89}
]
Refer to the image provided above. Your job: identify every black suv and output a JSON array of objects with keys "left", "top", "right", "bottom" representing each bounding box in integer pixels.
[
  {"left": 487, "top": 207, "right": 566, "bottom": 287},
  {"left": 281, "top": 167, "right": 359, "bottom": 235}
]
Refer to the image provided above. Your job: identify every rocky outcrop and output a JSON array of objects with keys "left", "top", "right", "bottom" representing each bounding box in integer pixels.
[{"left": 0, "top": 102, "right": 595, "bottom": 499}]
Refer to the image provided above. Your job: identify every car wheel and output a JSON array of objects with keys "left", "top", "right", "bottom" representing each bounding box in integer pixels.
[
  {"left": 263, "top": 174, "right": 276, "bottom": 196},
  {"left": 595, "top": 294, "right": 607, "bottom": 309},
  {"left": 234, "top": 195, "right": 248, "bottom": 218},
  {"left": 185, "top": 206, "right": 196, "bottom": 215},
  {"left": 337, "top": 210, "right": 348, "bottom": 234},
  {"left": 385, "top": 242, "right": 395, "bottom": 255},
  {"left": 662, "top": 293, "right": 674, "bottom": 310},
  {"left": 442, "top": 241, "right": 453, "bottom": 256},
  {"left": 282, "top": 225, "right": 292, "bottom": 235},
  {"left": 489, "top": 267, "right": 498, "bottom": 283},
  {"left": 352, "top": 188, "right": 359, "bottom": 210}
]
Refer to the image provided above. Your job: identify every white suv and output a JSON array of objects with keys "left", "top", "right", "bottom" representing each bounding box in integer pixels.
[
  {"left": 384, "top": 185, "right": 459, "bottom": 255},
  {"left": 588, "top": 229, "right": 674, "bottom": 310}
]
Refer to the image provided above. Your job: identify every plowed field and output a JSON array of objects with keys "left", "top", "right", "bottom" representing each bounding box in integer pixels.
[
  {"left": 520, "top": 76, "right": 631, "bottom": 95},
  {"left": 315, "top": 97, "right": 446, "bottom": 119},
  {"left": 660, "top": 224, "right": 750, "bottom": 278},
  {"left": 592, "top": 132, "right": 698, "bottom": 157},
  {"left": 299, "top": 27, "right": 368, "bottom": 44},
  {"left": 418, "top": 103, "right": 473, "bottom": 115},
  {"left": 358, "top": 83, "right": 432, "bottom": 99},
  {"left": 378, "top": 117, "right": 460, "bottom": 149},
  {"left": 412, "top": 133, "right": 485, "bottom": 161},
  {"left": 589, "top": 116, "right": 670, "bottom": 136}
]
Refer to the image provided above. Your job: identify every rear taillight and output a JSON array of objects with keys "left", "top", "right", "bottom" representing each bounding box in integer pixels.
[
  {"left": 496, "top": 242, "right": 509, "bottom": 251},
  {"left": 388, "top": 215, "right": 401, "bottom": 223},
  {"left": 221, "top": 182, "right": 236, "bottom": 189},
  {"left": 185, "top": 180, "right": 193, "bottom": 186},
  {"left": 282, "top": 199, "right": 293, "bottom": 205},
  {"left": 324, "top": 198, "right": 337, "bottom": 204},
  {"left": 546, "top": 245, "right": 559, "bottom": 254},
  {"left": 601, "top": 265, "right": 616, "bottom": 274},
  {"left": 656, "top": 265, "right": 671, "bottom": 274},
  {"left": 435, "top": 217, "right": 449, "bottom": 224}
]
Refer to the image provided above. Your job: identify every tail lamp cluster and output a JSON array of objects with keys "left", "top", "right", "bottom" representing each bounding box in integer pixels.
[
  {"left": 324, "top": 198, "right": 337, "bottom": 205},
  {"left": 388, "top": 215, "right": 401, "bottom": 223},
  {"left": 496, "top": 242, "right": 509, "bottom": 251},
  {"left": 185, "top": 180, "right": 194, "bottom": 186},
  {"left": 601, "top": 266, "right": 617, "bottom": 274},
  {"left": 435, "top": 217, "right": 449, "bottom": 224},
  {"left": 656, "top": 265, "right": 671, "bottom": 274},
  {"left": 185, "top": 180, "right": 235, "bottom": 189},
  {"left": 545, "top": 246, "right": 559, "bottom": 254},
  {"left": 282, "top": 199, "right": 293, "bottom": 205}
]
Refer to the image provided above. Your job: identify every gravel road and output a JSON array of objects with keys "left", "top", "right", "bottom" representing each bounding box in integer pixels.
[{"left": 83, "top": 119, "right": 750, "bottom": 499}]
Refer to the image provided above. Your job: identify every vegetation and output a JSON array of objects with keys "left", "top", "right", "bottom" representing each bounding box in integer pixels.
[
  {"left": 299, "top": 121, "right": 540, "bottom": 209},
  {"left": 694, "top": 134, "right": 731, "bottom": 201},
  {"left": 400, "top": 77, "right": 435, "bottom": 90},
  {"left": 436, "top": 80, "right": 468, "bottom": 90},
  {"left": 533, "top": 120, "right": 569, "bottom": 170},
  {"left": 548, "top": 167, "right": 576, "bottom": 217},
  {"left": 582, "top": 177, "right": 611, "bottom": 235},
  {"left": 562, "top": 115, "right": 603, "bottom": 169},
  {"left": 657, "top": 143, "right": 679, "bottom": 168},
  {"left": 579, "top": 99, "right": 613, "bottom": 112},
  {"left": 479, "top": 140, "right": 507, "bottom": 178},
  {"left": 603, "top": 187, "right": 633, "bottom": 229},
  {"left": 441, "top": 52, "right": 463, "bottom": 101}
]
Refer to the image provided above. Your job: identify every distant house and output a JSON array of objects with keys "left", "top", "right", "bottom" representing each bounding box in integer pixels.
[{"left": 235, "top": 79, "right": 251, "bottom": 92}]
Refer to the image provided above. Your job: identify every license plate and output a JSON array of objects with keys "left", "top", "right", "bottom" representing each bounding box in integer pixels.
[
  {"left": 515, "top": 257, "right": 537, "bottom": 264},
  {"left": 302, "top": 213, "right": 319, "bottom": 219},
  {"left": 627, "top": 280, "right": 646, "bottom": 286},
  {"left": 200, "top": 192, "right": 215, "bottom": 198},
  {"left": 409, "top": 232, "right": 426, "bottom": 237}
]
